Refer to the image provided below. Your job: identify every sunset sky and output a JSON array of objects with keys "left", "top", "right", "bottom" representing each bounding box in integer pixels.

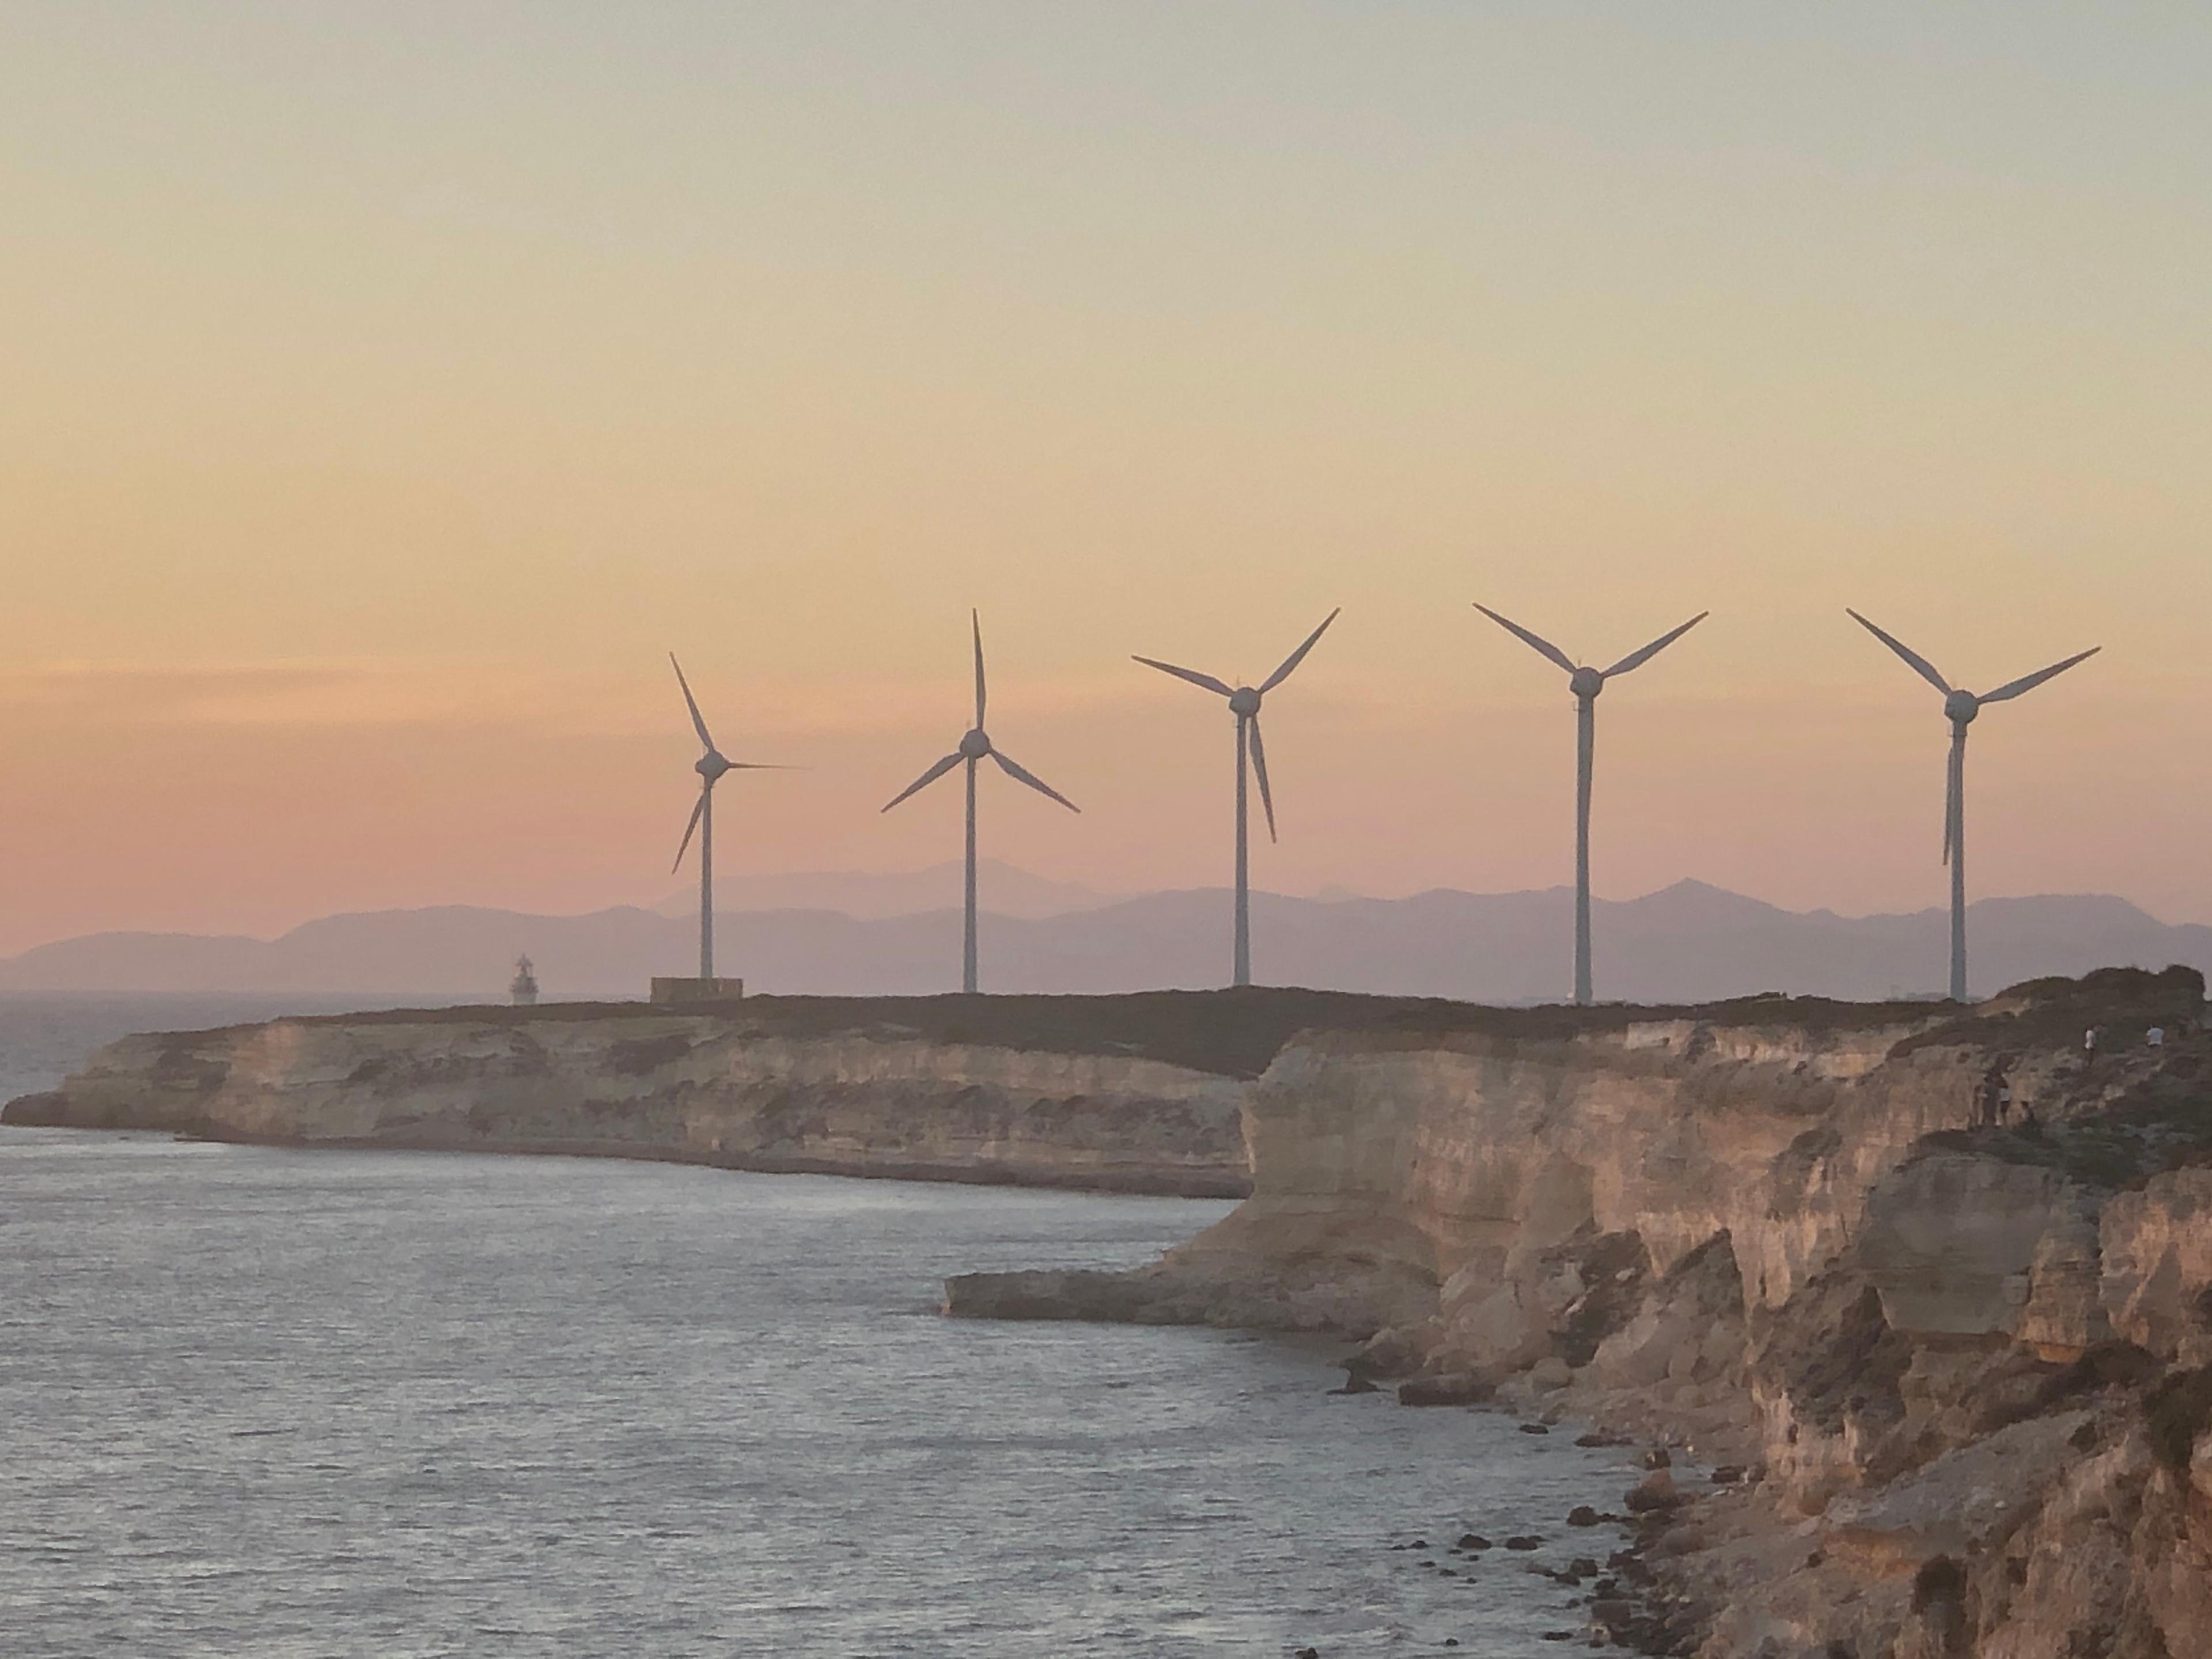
[{"left": 5, "top": 3, "right": 2210, "bottom": 956}]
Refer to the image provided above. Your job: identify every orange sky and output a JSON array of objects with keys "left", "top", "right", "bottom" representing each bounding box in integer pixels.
[{"left": 4, "top": 5, "right": 2210, "bottom": 955}]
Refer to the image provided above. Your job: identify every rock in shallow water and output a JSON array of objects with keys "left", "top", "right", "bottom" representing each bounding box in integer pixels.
[
  {"left": 1396, "top": 1373, "right": 1496, "bottom": 1407},
  {"left": 1624, "top": 1467, "right": 1680, "bottom": 1514}
]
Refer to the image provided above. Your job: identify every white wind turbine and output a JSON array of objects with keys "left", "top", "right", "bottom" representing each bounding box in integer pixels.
[
  {"left": 1134, "top": 608, "right": 1339, "bottom": 988},
  {"left": 1847, "top": 610, "right": 2099, "bottom": 1003},
  {"left": 1474, "top": 603, "right": 1708, "bottom": 1006},
  {"left": 668, "top": 654, "right": 784, "bottom": 983},
  {"left": 881, "top": 612, "right": 1078, "bottom": 994}
]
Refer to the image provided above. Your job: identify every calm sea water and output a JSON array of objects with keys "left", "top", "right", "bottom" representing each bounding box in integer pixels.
[{"left": 1, "top": 999, "right": 1631, "bottom": 1658}]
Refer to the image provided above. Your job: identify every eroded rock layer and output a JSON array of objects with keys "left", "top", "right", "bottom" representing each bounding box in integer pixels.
[
  {"left": 1, "top": 993, "right": 1300, "bottom": 1195},
  {"left": 948, "top": 967, "right": 2212, "bottom": 1657}
]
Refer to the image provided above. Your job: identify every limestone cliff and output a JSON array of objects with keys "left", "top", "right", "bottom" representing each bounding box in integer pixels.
[
  {"left": 948, "top": 967, "right": 2212, "bottom": 1657},
  {"left": 955, "top": 996, "right": 2005, "bottom": 1340},
  {"left": 1, "top": 994, "right": 1279, "bottom": 1196}
]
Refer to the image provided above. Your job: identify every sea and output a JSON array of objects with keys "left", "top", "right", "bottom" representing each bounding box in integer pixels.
[{"left": 2, "top": 994, "right": 1634, "bottom": 1658}]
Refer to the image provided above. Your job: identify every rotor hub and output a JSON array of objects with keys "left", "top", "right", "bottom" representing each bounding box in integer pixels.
[
  {"left": 697, "top": 752, "right": 731, "bottom": 780},
  {"left": 1228, "top": 687, "right": 1262, "bottom": 717},
  {"left": 1945, "top": 690, "right": 1980, "bottom": 725},
  {"left": 959, "top": 728, "right": 992, "bottom": 759},
  {"left": 1570, "top": 666, "right": 1605, "bottom": 700}
]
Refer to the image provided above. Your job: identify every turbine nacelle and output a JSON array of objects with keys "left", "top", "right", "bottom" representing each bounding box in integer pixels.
[
  {"left": 959, "top": 728, "right": 993, "bottom": 759},
  {"left": 1945, "top": 690, "right": 1981, "bottom": 726},
  {"left": 1228, "top": 687, "right": 1262, "bottom": 717},
  {"left": 696, "top": 751, "right": 734, "bottom": 781},
  {"left": 1570, "top": 666, "right": 1605, "bottom": 700}
]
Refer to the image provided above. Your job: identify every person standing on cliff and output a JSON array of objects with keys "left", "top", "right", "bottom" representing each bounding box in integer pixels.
[{"left": 1977, "top": 1059, "right": 2013, "bottom": 1127}]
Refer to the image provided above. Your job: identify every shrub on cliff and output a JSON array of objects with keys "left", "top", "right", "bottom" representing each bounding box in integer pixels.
[{"left": 2144, "top": 1365, "right": 2212, "bottom": 1474}]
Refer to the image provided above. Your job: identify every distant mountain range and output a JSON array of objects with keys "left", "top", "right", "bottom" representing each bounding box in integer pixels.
[
  {"left": 644, "top": 860, "right": 1118, "bottom": 921},
  {"left": 4, "top": 876, "right": 2207, "bottom": 1005}
]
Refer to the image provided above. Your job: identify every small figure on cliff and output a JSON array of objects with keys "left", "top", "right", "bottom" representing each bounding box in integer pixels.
[
  {"left": 2084, "top": 1025, "right": 2101, "bottom": 1066},
  {"left": 1976, "top": 1059, "right": 2013, "bottom": 1127}
]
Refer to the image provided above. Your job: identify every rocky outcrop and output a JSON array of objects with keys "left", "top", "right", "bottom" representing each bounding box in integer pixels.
[
  {"left": 2103, "top": 1169, "right": 2212, "bottom": 1366},
  {"left": 954, "top": 996, "right": 1993, "bottom": 1339},
  {"left": 947, "top": 965, "right": 2212, "bottom": 1656},
  {"left": 2, "top": 996, "right": 1262, "bottom": 1196}
]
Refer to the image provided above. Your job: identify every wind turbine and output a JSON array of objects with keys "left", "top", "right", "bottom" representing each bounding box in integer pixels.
[
  {"left": 669, "top": 654, "right": 782, "bottom": 983},
  {"left": 1134, "top": 608, "right": 1339, "bottom": 988},
  {"left": 1846, "top": 611, "right": 2099, "bottom": 1003},
  {"left": 1474, "top": 603, "right": 1709, "bottom": 1006},
  {"left": 881, "top": 611, "right": 1078, "bottom": 994}
]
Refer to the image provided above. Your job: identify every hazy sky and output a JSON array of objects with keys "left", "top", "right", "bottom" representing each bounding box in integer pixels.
[{"left": 5, "top": 3, "right": 2210, "bottom": 955}]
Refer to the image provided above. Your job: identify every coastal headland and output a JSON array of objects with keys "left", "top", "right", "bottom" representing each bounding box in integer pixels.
[
  {"left": 1, "top": 989, "right": 1370, "bottom": 1196},
  {"left": 944, "top": 966, "right": 2212, "bottom": 1657},
  {"left": 14, "top": 971, "right": 2212, "bottom": 1652}
]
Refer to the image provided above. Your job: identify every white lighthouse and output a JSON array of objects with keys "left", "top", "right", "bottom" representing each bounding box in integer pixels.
[{"left": 510, "top": 955, "right": 539, "bottom": 1007}]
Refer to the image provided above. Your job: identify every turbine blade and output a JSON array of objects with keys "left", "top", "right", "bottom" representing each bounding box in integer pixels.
[
  {"left": 671, "top": 787, "right": 709, "bottom": 873},
  {"left": 669, "top": 653, "right": 717, "bottom": 752},
  {"left": 990, "top": 749, "right": 1080, "bottom": 813},
  {"left": 1942, "top": 745, "right": 1956, "bottom": 866},
  {"left": 1979, "top": 646, "right": 2101, "bottom": 704},
  {"left": 1259, "top": 607, "right": 1342, "bottom": 693},
  {"left": 972, "top": 609, "right": 986, "bottom": 728},
  {"left": 1132, "top": 656, "right": 1234, "bottom": 697},
  {"left": 881, "top": 752, "right": 963, "bottom": 813},
  {"left": 1247, "top": 715, "right": 1278, "bottom": 843},
  {"left": 1844, "top": 610, "right": 1951, "bottom": 695},
  {"left": 1473, "top": 604, "right": 1576, "bottom": 675},
  {"left": 1602, "top": 611, "right": 1709, "bottom": 679}
]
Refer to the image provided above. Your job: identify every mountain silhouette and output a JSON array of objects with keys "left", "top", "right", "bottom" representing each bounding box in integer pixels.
[
  {"left": 3, "top": 877, "right": 2206, "bottom": 1004},
  {"left": 646, "top": 859, "right": 1117, "bottom": 922}
]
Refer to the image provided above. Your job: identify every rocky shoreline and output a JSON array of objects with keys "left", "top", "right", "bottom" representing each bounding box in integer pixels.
[
  {"left": 948, "top": 967, "right": 2212, "bottom": 1656},
  {"left": 13, "top": 972, "right": 2212, "bottom": 1650}
]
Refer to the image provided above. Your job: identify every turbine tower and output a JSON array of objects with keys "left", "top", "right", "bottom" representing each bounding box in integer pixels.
[
  {"left": 881, "top": 611, "right": 1078, "bottom": 994},
  {"left": 1474, "top": 603, "right": 1708, "bottom": 1006},
  {"left": 1846, "top": 610, "right": 2099, "bottom": 1003},
  {"left": 669, "top": 654, "right": 781, "bottom": 982},
  {"left": 1134, "top": 608, "right": 1339, "bottom": 988}
]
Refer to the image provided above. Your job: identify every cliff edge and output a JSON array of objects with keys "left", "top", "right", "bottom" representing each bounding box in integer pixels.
[
  {"left": 2, "top": 990, "right": 1380, "bottom": 1196},
  {"left": 948, "top": 967, "right": 2212, "bottom": 1657}
]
